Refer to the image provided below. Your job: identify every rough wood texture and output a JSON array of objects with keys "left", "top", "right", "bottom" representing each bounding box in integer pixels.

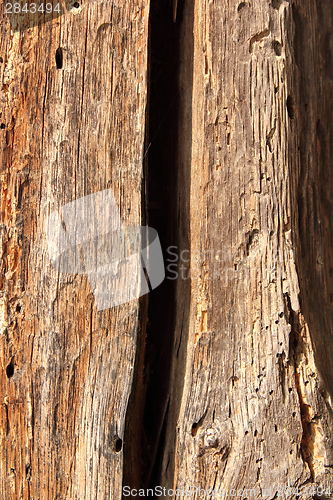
[
  {"left": 0, "top": 1, "right": 149, "bottom": 498},
  {"left": 1, "top": 0, "right": 333, "bottom": 497},
  {"left": 161, "top": 0, "right": 333, "bottom": 497}
]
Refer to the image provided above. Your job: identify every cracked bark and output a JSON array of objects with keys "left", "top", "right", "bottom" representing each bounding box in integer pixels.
[{"left": 1, "top": 0, "right": 333, "bottom": 498}]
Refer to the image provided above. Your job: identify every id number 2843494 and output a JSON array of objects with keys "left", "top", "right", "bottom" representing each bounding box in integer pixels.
[{"left": 5, "top": 3, "right": 60, "bottom": 14}]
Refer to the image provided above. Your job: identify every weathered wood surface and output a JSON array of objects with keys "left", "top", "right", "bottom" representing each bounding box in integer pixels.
[
  {"left": 1, "top": 0, "right": 333, "bottom": 497},
  {"left": 0, "top": 0, "right": 149, "bottom": 498},
  {"left": 161, "top": 0, "right": 333, "bottom": 497}
]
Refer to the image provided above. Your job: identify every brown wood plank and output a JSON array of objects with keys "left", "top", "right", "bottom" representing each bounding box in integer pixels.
[
  {"left": 0, "top": 1, "right": 149, "bottom": 497},
  {"left": 161, "top": 0, "right": 333, "bottom": 496}
]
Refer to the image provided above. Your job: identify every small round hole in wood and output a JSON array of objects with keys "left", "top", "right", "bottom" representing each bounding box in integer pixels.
[
  {"left": 114, "top": 437, "right": 122, "bottom": 453},
  {"left": 6, "top": 361, "right": 14, "bottom": 378}
]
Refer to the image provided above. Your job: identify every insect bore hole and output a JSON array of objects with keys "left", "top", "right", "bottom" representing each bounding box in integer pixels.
[
  {"left": 237, "top": 2, "right": 247, "bottom": 12},
  {"left": 55, "top": 48, "right": 63, "bottom": 69},
  {"left": 273, "top": 40, "right": 282, "bottom": 56},
  {"left": 6, "top": 360, "right": 14, "bottom": 378},
  {"left": 287, "top": 95, "right": 295, "bottom": 119},
  {"left": 114, "top": 437, "right": 122, "bottom": 453},
  {"left": 191, "top": 422, "right": 198, "bottom": 437}
]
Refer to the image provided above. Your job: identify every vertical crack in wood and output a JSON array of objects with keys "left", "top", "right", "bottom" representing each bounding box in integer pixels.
[
  {"left": 122, "top": 0, "right": 187, "bottom": 492},
  {"left": 285, "top": 293, "right": 315, "bottom": 479}
]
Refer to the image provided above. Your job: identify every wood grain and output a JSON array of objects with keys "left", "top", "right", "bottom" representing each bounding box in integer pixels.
[
  {"left": 0, "top": 0, "right": 149, "bottom": 498},
  {"left": 1, "top": 0, "right": 333, "bottom": 497},
  {"left": 161, "top": 0, "right": 333, "bottom": 496}
]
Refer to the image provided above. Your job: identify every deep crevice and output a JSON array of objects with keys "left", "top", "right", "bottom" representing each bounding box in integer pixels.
[
  {"left": 285, "top": 293, "right": 315, "bottom": 480},
  {"left": 289, "top": 0, "right": 333, "bottom": 403},
  {"left": 123, "top": 0, "right": 186, "bottom": 494}
]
